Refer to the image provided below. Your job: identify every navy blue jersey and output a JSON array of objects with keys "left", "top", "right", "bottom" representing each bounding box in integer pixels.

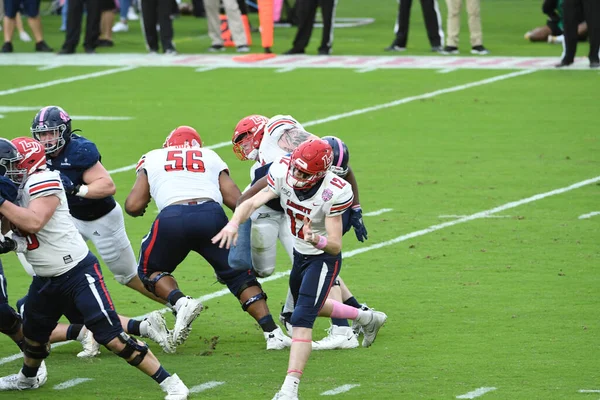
[
  {"left": 0, "top": 176, "right": 18, "bottom": 203},
  {"left": 46, "top": 134, "right": 116, "bottom": 221},
  {"left": 253, "top": 162, "right": 283, "bottom": 212}
]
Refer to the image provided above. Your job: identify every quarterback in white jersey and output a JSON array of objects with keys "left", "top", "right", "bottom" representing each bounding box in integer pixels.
[
  {"left": 213, "top": 139, "right": 387, "bottom": 400},
  {"left": 125, "top": 126, "right": 291, "bottom": 351},
  {"left": 0, "top": 137, "right": 189, "bottom": 398}
]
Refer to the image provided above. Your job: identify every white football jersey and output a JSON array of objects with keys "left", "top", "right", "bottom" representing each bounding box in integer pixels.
[
  {"left": 257, "top": 115, "right": 316, "bottom": 166},
  {"left": 137, "top": 146, "right": 229, "bottom": 211},
  {"left": 267, "top": 156, "right": 354, "bottom": 255},
  {"left": 18, "top": 170, "right": 89, "bottom": 277}
]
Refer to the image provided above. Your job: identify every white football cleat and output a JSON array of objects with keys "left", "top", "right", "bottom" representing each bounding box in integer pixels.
[
  {"left": 145, "top": 311, "right": 176, "bottom": 353},
  {"left": 160, "top": 373, "right": 189, "bottom": 400},
  {"left": 265, "top": 327, "right": 292, "bottom": 350},
  {"left": 112, "top": 21, "right": 129, "bottom": 32},
  {"left": 312, "top": 325, "right": 359, "bottom": 350},
  {"left": 360, "top": 310, "right": 387, "bottom": 347},
  {"left": 272, "top": 390, "right": 298, "bottom": 400},
  {"left": 19, "top": 31, "right": 32, "bottom": 42},
  {"left": 172, "top": 297, "right": 203, "bottom": 345},
  {"left": 77, "top": 328, "right": 101, "bottom": 358},
  {"left": 0, "top": 368, "right": 47, "bottom": 391}
]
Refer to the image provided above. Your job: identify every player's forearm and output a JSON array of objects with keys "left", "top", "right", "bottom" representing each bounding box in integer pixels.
[
  {"left": 230, "top": 199, "right": 257, "bottom": 226},
  {"left": 81, "top": 178, "right": 116, "bottom": 199},
  {"left": 307, "top": 234, "right": 342, "bottom": 255},
  {"left": 0, "top": 202, "right": 45, "bottom": 233}
]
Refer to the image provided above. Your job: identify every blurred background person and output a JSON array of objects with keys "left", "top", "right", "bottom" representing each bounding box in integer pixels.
[
  {"left": 98, "top": 0, "right": 116, "bottom": 47},
  {"left": 284, "top": 0, "right": 337, "bottom": 55},
  {"left": 384, "top": 0, "right": 444, "bottom": 52},
  {"left": 59, "top": 0, "right": 101, "bottom": 53},
  {"left": 443, "top": 0, "right": 488, "bottom": 55},
  {"left": 2, "top": 0, "right": 53, "bottom": 52},
  {"left": 140, "top": 0, "right": 177, "bottom": 54},
  {"left": 524, "top": 0, "right": 587, "bottom": 43},
  {"left": 555, "top": 0, "right": 599, "bottom": 68},
  {"left": 204, "top": 0, "right": 249, "bottom": 52},
  {"left": 112, "top": 0, "right": 139, "bottom": 32}
]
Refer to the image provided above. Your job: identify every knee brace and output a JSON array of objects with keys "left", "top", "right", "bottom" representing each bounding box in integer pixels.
[
  {"left": 141, "top": 272, "right": 173, "bottom": 295},
  {"left": 0, "top": 303, "right": 21, "bottom": 335},
  {"left": 115, "top": 332, "right": 149, "bottom": 366},
  {"left": 236, "top": 279, "right": 268, "bottom": 312},
  {"left": 22, "top": 340, "right": 51, "bottom": 360}
]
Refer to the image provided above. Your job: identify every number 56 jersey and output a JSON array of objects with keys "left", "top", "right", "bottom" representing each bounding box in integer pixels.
[
  {"left": 136, "top": 147, "right": 229, "bottom": 212},
  {"left": 267, "top": 156, "right": 354, "bottom": 255}
]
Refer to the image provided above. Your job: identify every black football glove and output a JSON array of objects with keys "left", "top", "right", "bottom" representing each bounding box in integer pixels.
[
  {"left": 350, "top": 206, "right": 368, "bottom": 242},
  {"left": 0, "top": 238, "right": 16, "bottom": 254},
  {"left": 60, "top": 173, "right": 80, "bottom": 196}
]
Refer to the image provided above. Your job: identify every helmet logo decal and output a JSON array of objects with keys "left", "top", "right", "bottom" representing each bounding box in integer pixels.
[{"left": 59, "top": 111, "right": 70, "bottom": 122}]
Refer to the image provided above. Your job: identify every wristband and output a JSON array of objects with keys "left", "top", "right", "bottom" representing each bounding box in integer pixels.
[
  {"left": 315, "top": 235, "right": 328, "bottom": 250},
  {"left": 351, "top": 204, "right": 361, "bottom": 210},
  {"left": 76, "top": 184, "right": 89, "bottom": 197},
  {"left": 226, "top": 221, "right": 239, "bottom": 230}
]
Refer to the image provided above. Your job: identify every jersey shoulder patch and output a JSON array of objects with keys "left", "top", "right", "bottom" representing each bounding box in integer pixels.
[{"left": 65, "top": 136, "right": 101, "bottom": 169}]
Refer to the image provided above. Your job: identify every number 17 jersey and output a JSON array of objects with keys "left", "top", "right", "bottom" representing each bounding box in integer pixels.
[{"left": 136, "top": 146, "right": 229, "bottom": 211}]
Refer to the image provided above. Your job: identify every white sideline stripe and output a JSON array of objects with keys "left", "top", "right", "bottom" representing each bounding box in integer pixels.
[
  {"left": 0, "top": 66, "right": 137, "bottom": 96},
  {"left": 53, "top": 378, "right": 93, "bottom": 390},
  {"left": 321, "top": 384, "right": 361, "bottom": 395},
  {"left": 275, "top": 67, "right": 296, "bottom": 73},
  {"left": 578, "top": 211, "right": 600, "bottom": 219},
  {"left": 195, "top": 67, "right": 219, "bottom": 73},
  {"left": 189, "top": 381, "right": 226, "bottom": 393},
  {"left": 356, "top": 67, "right": 377, "bottom": 73},
  {"left": 437, "top": 68, "right": 457, "bottom": 74},
  {"left": 2, "top": 176, "right": 597, "bottom": 366},
  {"left": 456, "top": 387, "right": 497, "bottom": 399},
  {"left": 363, "top": 208, "right": 393, "bottom": 217},
  {"left": 37, "top": 65, "right": 61, "bottom": 71},
  {"left": 579, "top": 389, "right": 600, "bottom": 393},
  {"left": 107, "top": 69, "right": 535, "bottom": 175},
  {"left": 438, "top": 214, "right": 511, "bottom": 219}
]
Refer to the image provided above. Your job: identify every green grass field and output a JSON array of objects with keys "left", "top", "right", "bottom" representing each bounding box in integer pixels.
[{"left": 0, "top": 0, "right": 599, "bottom": 399}]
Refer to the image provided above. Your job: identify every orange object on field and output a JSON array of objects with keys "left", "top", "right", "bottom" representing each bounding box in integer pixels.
[
  {"left": 220, "top": 14, "right": 252, "bottom": 47},
  {"left": 257, "top": 0, "right": 274, "bottom": 49}
]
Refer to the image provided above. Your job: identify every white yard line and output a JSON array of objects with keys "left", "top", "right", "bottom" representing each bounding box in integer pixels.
[
  {"left": 70, "top": 116, "right": 133, "bottom": 121},
  {"left": 37, "top": 65, "right": 61, "bottom": 71},
  {"left": 578, "top": 211, "right": 600, "bottom": 219},
  {"left": 437, "top": 68, "right": 457, "bottom": 73},
  {"left": 363, "top": 208, "right": 393, "bottom": 217},
  {"left": 0, "top": 66, "right": 137, "bottom": 97},
  {"left": 189, "top": 381, "right": 226, "bottom": 393},
  {"left": 321, "top": 384, "right": 361, "bottom": 395},
  {"left": 53, "top": 378, "right": 93, "bottom": 390},
  {"left": 108, "top": 69, "right": 536, "bottom": 175},
  {"left": 438, "top": 214, "right": 511, "bottom": 219},
  {"left": 1, "top": 175, "right": 598, "bottom": 366},
  {"left": 456, "top": 387, "right": 497, "bottom": 399},
  {"left": 579, "top": 389, "right": 600, "bottom": 393},
  {"left": 195, "top": 67, "right": 220, "bottom": 73},
  {"left": 275, "top": 67, "right": 297, "bottom": 73}
]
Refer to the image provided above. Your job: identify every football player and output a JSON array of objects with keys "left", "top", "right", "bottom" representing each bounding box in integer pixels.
[
  {"left": 28, "top": 106, "right": 166, "bottom": 306},
  {"left": 213, "top": 139, "right": 387, "bottom": 400},
  {"left": 124, "top": 126, "right": 291, "bottom": 350},
  {"left": 0, "top": 137, "right": 188, "bottom": 399},
  {"left": 232, "top": 116, "right": 373, "bottom": 349}
]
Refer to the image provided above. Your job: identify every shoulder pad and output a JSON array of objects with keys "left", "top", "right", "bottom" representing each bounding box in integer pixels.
[{"left": 66, "top": 137, "right": 100, "bottom": 169}]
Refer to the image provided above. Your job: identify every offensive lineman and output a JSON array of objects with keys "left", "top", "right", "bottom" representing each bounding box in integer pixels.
[{"left": 124, "top": 126, "right": 291, "bottom": 350}]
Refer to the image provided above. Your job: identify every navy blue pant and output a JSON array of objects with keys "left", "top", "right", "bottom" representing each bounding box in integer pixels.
[
  {"left": 289, "top": 250, "right": 342, "bottom": 329},
  {"left": 138, "top": 201, "right": 257, "bottom": 297},
  {"left": 0, "top": 260, "right": 22, "bottom": 335},
  {"left": 22, "top": 252, "right": 122, "bottom": 345}
]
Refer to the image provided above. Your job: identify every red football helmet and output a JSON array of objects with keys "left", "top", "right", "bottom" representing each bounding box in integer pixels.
[
  {"left": 163, "top": 126, "right": 202, "bottom": 148},
  {"left": 287, "top": 139, "right": 333, "bottom": 189},
  {"left": 9, "top": 137, "right": 47, "bottom": 184},
  {"left": 232, "top": 115, "right": 268, "bottom": 161}
]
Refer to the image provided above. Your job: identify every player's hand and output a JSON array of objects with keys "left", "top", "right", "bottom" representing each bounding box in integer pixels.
[
  {"left": 302, "top": 217, "right": 317, "bottom": 244},
  {"left": 211, "top": 221, "right": 239, "bottom": 249},
  {"left": 59, "top": 173, "right": 80, "bottom": 196},
  {"left": 0, "top": 237, "right": 16, "bottom": 254},
  {"left": 350, "top": 207, "right": 368, "bottom": 242}
]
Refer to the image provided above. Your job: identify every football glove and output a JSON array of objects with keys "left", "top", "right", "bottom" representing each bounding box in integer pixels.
[
  {"left": 350, "top": 206, "right": 368, "bottom": 242},
  {"left": 60, "top": 173, "right": 80, "bottom": 196},
  {"left": 0, "top": 238, "right": 16, "bottom": 254}
]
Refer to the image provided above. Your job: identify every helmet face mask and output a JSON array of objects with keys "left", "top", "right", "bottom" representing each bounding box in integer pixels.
[
  {"left": 286, "top": 139, "right": 333, "bottom": 189},
  {"left": 30, "top": 106, "right": 72, "bottom": 156},
  {"left": 232, "top": 115, "right": 268, "bottom": 161},
  {"left": 0, "top": 139, "right": 25, "bottom": 184}
]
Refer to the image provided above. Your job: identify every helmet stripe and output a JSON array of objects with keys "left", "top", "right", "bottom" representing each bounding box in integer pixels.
[
  {"left": 334, "top": 136, "right": 344, "bottom": 168},
  {"left": 38, "top": 106, "right": 51, "bottom": 125}
]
